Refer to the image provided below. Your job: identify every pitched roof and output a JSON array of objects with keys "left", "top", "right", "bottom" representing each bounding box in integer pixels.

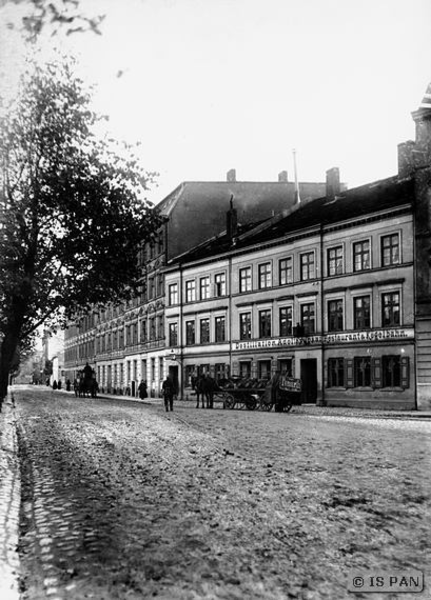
[{"left": 167, "top": 175, "right": 414, "bottom": 266}]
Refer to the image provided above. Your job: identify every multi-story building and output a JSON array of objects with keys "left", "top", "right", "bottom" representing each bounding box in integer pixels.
[
  {"left": 163, "top": 86, "right": 431, "bottom": 411},
  {"left": 64, "top": 171, "right": 329, "bottom": 397},
  {"left": 164, "top": 169, "right": 415, "bottom": 409}
]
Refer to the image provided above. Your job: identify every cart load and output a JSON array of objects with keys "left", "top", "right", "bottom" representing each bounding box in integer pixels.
[{"left": 215, "top": 374, "right": 302, "bottom": 412}]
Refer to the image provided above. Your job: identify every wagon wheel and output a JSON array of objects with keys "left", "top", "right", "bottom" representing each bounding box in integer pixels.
[
  {"left": 223, "top": 393, "right": 236, "bottom": 410},
  {"left": 245, "top": 395, "right": 257, "bottom": 411},
  {"left": 260, "top": 400, "right": 273, "bottom": 412}
]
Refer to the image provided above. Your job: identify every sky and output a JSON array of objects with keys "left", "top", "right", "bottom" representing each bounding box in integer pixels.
[{"left": 1, "top": 0, "right": 431, "bottom": 204}]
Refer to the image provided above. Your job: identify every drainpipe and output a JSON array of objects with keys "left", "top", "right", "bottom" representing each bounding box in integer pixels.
[
  {"left": 319, "top": 224, "right": 326, "bottom": 406},
  {"left": 179, "top": 264, "right": 184, "bottom": 400},
  {"left": 228, "top": 254, "right": 233, "bottom": 378}
]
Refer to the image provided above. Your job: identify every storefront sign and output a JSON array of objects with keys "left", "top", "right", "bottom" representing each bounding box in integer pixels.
[{"left": 233, "top": 328, "right": 414, "bottom": 351}]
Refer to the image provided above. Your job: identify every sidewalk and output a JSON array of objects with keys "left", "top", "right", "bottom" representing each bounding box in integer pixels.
[
  {"left": 0, "top": 396, "right": 21, "bottom": 600},
  {"left": 74, "top": 388, "right": 431, "bottom": 420}
]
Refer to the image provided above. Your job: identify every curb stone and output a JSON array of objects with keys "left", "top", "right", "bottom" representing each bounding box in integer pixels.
[{"left": 0, "top": 395, "right": 21, "bottom": 600}]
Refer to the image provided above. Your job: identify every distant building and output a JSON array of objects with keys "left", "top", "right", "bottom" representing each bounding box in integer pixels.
[{"left": 63, "top": 172, "right": 331, "bottom": 397}]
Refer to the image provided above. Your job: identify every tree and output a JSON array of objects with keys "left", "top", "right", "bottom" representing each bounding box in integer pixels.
[
  {"left": 0, "top": 0, "right": 105, "bottom": 40},
  {"left": 0, "top": 60, "right": 163, "bottom": 405}
]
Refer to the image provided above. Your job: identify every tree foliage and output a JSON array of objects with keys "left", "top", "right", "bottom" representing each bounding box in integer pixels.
[
  {"left": 1, "top": 0, "right": 105, "bottom": 40},
  {"left": 0, "top": 59, "right": 162, "bottom": 402}
]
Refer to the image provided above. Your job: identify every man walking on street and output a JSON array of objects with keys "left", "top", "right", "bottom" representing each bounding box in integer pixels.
[{"left": 162, "top": 375, "right": 175, "bottom": 412}]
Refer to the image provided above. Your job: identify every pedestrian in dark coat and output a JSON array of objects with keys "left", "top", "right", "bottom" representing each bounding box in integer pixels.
[
  {"left": 162, "top": 376, "right": 175, "bottom": 412},
  {"left": 138, "top": 380, "right": 148, "bottom": 400}
]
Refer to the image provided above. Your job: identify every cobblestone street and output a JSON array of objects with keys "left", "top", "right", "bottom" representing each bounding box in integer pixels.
[{"left": 10, "top": 387, "right": 431, "bottom": 599}]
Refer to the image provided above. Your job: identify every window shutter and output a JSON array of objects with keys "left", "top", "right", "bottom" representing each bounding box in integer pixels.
[
  {"left": 346, "top": 359, "right": 354, "bottom": 388},
  {"left": 372, "top": 357, "right": 382, "bottom": 389},
  {"left": 400, "top": 356, "right": 410, "bottom": 389}
]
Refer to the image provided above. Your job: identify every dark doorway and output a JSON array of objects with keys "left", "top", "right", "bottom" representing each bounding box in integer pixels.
[
  {"left": 169, "top": 365, "right": 179, "bottom": 395},
  {"left": 300, "top": 359, "right": 318, "bottom": 403},
  {"left": 131, "top": 380, "right": 136, "bottom": 397}
]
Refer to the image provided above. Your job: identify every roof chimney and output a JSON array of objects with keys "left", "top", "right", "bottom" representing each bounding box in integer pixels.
[
  {"left": 226, "top": 195, "right": 238, "bottom": 239},
  {"left": 326, "top": 167, "right": 340, "bottom": 199},
  {"left": 278, "top": 170, "right": 288, "bottom": 182},
  {"left": 226, "top": 168, "right": 236, "bottom": 182}
]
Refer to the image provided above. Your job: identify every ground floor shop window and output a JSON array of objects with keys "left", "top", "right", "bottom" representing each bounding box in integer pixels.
[
  {"left": 353, "top": 356, "right": 371, "bottom": 387},
  {"left": 328, "top": 357, "right": 344, "bottom": 387},
  {"left": 239, "top": 361, "right": 251, "bottom": 378},
  {"left": 215, "top": 363, "right": 228, "bottom": 380},
  {"left": 382, "top": 355, "right": 401, "bottom": 387},
  {"left": 185, "top": 364, "right": 195, "bottom": 387},
  {"left": 258, "top": 360, "right": 271, "bottom": 380}
]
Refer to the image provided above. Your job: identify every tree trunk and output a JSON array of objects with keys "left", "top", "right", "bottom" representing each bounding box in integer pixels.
[{"left": 0, "top": 331, "right": 21, "bottom": 410}]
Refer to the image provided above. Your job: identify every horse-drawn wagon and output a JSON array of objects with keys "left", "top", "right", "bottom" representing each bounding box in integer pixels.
[{"left": 215, "top": 373, "right": 302, "bottom": 412}]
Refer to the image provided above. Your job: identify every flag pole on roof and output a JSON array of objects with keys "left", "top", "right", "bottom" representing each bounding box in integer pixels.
[{"left": 293, "top": 148, "right": 301, "bottom": 204}]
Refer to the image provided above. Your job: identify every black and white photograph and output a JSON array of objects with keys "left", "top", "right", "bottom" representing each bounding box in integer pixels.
[{"left": 1, "top": 1, "right": 431, "bottom": 598}]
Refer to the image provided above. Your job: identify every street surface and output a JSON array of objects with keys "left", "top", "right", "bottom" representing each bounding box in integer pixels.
[{"left": 13, "top": 386, "right": 431, "bottom": 600}]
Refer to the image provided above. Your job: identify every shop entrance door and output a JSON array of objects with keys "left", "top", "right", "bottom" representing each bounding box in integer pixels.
[{"left": 300, "top": 359, "right": 318, "bottom": 403}]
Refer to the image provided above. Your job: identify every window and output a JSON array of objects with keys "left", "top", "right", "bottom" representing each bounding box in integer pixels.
[
  {"left": 382, "top": 292, "right": 400, "bottom": 326},
  {"left": 354, "top": 356, "right": 371, "bottom": 387},
  {"left": 200, "top": 277, "right": 210, "bottom": 300},
  {"left": 353, "top": 240, "right": 370, "bottom": 271},
  {"left": 382, "top": 355, "right": 401, "bottom": 387},
  {"left": 140, "top": 320, "right": 147, "bottom": 342},
  {"left": 327, "top": 246, "right": 343, "bottom": 276},
  {"left": 168, "top": 283, "right": 178, "bottom": 306},
  {"left": 239, "top": 312, "right": 252, "bottom": 340},
  {"left": 157, "top": 316, "right": 164, "bottom": 339},
  {"left": 169, "top": 322, "right": 178, "bottom": 346},
  {"left": 200, "top": 318, "right": 210, "bottom": 344},
  {"left": 259, "top": 309, "right": 272, "bottom": 338},
  {"left": 279, "top": 306, "right": 293, "bottom": 336},
  {"left": 381, "top": 234, "right": 400, "bottom": 267},
  {"left": 258, "top": 262, "right": 272, "bottom": 289},
  {"left": 300, "top": 303, "right": 315, "bottom": 335},
  {"left": 186, "top": 321, "right": 195, "bottom": 345},
  {"left": 300, "top": 252, "right": 315, "bottom": 281},
  {"left": 239, "top": 267, "right": 252, "bottom": 293},
  {"left": 328, "top": 299, "right": 343, "bottom": 332},
  {"left": 214, "top": 273, "right": 226, "bottom": 296},
  {"left": 185, "top": 280, "right": 196, "bottom": 303},
  {"left": 239, "top": 361, "right": 251, "bottom": 378},
  {"left": 354, "top": 296, "right": 371, "bottom": 329},
  {"left": 149, "top": 317, "right": 156, "bottom": 340},
  {"left": 279, "top": 257, "right": 293, "bottom": 285},
  {"left": 148, "top": 276, "right": 155, "bottom": 299},
  {"left": 215, "top": 316, "right": 226, "bottom": 342},
  {"left": 328, "top": 358, "right": 344, "bottom": 387},
  {"left": 258, "top": 360, "right": 271, "bottom": 380}
]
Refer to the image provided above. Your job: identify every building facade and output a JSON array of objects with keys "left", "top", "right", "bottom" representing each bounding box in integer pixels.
[
  {"left": 63, "top": 172, "right": 328, "bottom": 397},
  {"left": 164, "top": 173, "right": 415, "bottom": 409}
]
